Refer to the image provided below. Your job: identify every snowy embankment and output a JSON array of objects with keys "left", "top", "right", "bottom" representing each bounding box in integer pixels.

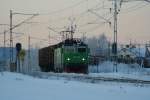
[
  {"left": 89, "top": 61, "right": 150, "bottom": 81},
  {"left": 0, "top": 72, "right": 150, "bottom": 100},
  {"left": 89, "top": 72, "right": 150, "bottom": 81}
]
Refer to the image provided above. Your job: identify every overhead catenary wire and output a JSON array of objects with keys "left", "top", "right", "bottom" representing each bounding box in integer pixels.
[
  {"left": 32, "top": 0, "right": 107, "bottom": 28},
  {"left": 121, "top": 2, "right": 149, "bottom": 13},
  {"left": 13, "top": 0, "right": 110, "bottom": 38},
  {"left": 30, "top": 36, "right": 60, "bottom": 42},
  {"left": 45, "top": 1, "right": 111, "bottom": 38},
  {"left": 1, "top": 0, "right": 149, "bottom": 49},
  {"left": 38, "top": 0, "right": 88, "bottom": 15},
  {"left": 45, "top": 1, "right": 107, "bottom": 24},
  {"left": 73, "top": 1, "right": 113, "bottom": 31}
]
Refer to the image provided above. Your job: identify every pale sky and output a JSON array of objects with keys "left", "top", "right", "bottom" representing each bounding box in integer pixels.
[{"left": 0, "top": 0, "right": 150, "bottom": 48}]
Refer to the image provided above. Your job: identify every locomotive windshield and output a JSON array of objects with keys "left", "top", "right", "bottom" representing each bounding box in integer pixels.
[
  {"left": 78, "top": 48, "right": 86, "bottom": 53},
  {"left": 64, "top": 46, "right": 75, "bottom": 52}
]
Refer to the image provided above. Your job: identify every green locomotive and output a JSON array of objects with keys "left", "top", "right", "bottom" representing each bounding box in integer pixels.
[{"left": 39, "top": 39, "right": 89, "bottom": 74}]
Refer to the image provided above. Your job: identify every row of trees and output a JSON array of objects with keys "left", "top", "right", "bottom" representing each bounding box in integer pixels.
[
  {"left": 85, "top": 33, "right": 111, "bottom": 65},
  {"left": 86, "top": 33, "right": 110, "bottom": 56}
]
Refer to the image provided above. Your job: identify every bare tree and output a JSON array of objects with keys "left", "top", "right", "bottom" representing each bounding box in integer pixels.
[{"left": 87, "top": 33, "right": 109, "bottom": 56}]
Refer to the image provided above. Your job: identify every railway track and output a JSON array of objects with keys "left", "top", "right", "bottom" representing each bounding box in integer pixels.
[{"left": 29, "top": 71, "right": 150, "bottom": 85}]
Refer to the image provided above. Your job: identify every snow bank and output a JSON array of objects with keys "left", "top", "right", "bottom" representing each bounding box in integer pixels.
[
  {"left": 89, "top": 61, "right": 150, "bottom": 74},
  {"left": 89, "top": 61, "right": 150, "bottom": 81},
  {"left": 0, "top": 72, "right": 150, "bottom": 100}
]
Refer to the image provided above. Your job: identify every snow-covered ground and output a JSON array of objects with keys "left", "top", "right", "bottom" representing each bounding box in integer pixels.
[
  {"left": 89, "top": 72, "right": 150, "bottom": 81},
  {"left": 89, "top": 61, "right": 146, "bottom": 74},
  {"left": 89, "top": 61, "right": 150, "bottom": 81},
  {"left": 0, "top": 72, "right": 150, "bottom": 100}
]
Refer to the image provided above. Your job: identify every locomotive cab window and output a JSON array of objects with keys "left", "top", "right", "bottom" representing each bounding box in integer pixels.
[
  {"left": 64, "top": 46, "right": 75, "bottom": 52},
  {"left": 78, "top": 48, "right": 86, "bottom": 53}
]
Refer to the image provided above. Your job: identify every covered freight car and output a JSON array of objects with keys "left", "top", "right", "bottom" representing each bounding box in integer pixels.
[
  {"left": 144, "top": 58, "right": 150, "bottom": 68},
  {"left": 39, "top": 46, "right": 54, "bottom": 72}
]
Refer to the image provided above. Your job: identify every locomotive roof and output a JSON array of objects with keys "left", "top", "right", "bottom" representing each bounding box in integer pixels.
[
  {"left": 63, "top": 39, "right": 87, "bottom": 46},
  {"left": 51, "top": 39, "right": 87, "bottom": 47}
]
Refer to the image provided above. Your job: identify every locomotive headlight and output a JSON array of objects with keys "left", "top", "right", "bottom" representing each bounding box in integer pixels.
[
  {"left": 82, "top": 58, "right": 85, "bottom": 61},
  {"left": 67, "top": 58, "right": 70, "bottom": 61}
]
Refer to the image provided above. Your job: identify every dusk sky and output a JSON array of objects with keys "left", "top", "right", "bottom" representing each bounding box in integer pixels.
[{"left": 0, "top": 0, "right": 150, "bottom": 48}]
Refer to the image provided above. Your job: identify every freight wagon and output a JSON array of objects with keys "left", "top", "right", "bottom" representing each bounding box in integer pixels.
[{"left": 144, "top": 58, "right": 150, "bottom": 68}]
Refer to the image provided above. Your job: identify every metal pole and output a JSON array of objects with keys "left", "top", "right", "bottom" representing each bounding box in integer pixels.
[
  {"left": 28, "top": 35, "right": 31, "bottom": 73},
  {"left": 113, "top": 0, "right": 118, "bottom": 72},
  {"left": 114, "top": 0, "right": 117, "bottom": 51},
  {"left": 18, "top": 54, "right": 20, "bottom": 72},
  {"left": 10, "top": 10, "right": 13, "bottom": 61},
  {"left": 49, "top": 32, "right": 51, "bottom": 45},
  {"left": 10, "top": 10, "right": 13, "bottom": 71},
  {"left": 4, "top": 31, "right": 6, "bottom": 70},
  {"left": 3, "top": 31, "right": 6, "bottom": 59}
]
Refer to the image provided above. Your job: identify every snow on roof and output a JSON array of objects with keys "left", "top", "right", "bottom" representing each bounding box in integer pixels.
[{"left": 118, "top": 47, "right": 146, "bottom": 57}]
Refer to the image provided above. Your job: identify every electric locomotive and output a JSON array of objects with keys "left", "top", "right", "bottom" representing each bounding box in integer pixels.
[{"left": 39, "top": 39, "right": 89, "bottom": 74}]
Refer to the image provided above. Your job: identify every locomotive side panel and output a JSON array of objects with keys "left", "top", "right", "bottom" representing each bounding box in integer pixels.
[{"left": 54, "top": 48, "right": 63, "bottom": 72}]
